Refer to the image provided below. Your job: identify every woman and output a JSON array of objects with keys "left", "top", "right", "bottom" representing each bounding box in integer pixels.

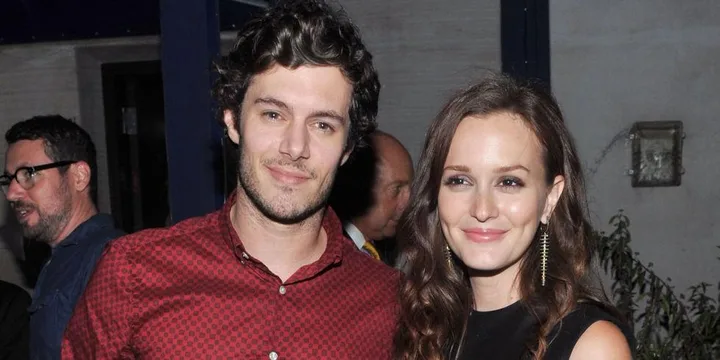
[{"left": 394, "top": 74, "right": 634, "bottom": 360}]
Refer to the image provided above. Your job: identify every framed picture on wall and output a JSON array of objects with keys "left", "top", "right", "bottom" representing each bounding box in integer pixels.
[{"left": 630, "top": 121, "right": 684, "bottom": 187}]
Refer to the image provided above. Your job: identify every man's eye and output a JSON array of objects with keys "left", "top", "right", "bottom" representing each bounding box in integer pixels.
[
  {"left": 388, "top": 186, "right": 401, "bottom": 197},
  {"left": 314, "top": 122, "right": 334, "bottom": 132},
  {"left": 263, "top": 111, "right": 281, "bottom": 121},
  {"left": 20, "top": 169, "right": 39, "bottom": 184}
]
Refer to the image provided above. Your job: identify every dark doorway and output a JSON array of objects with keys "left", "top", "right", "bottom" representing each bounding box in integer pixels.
[{"left": 102, "top": 61, "right": 169, "bottom": 234}]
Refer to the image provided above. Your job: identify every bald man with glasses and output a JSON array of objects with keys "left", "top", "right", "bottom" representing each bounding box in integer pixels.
[{"left": 1, "top": 115, "right": 124, "bottom": 360}]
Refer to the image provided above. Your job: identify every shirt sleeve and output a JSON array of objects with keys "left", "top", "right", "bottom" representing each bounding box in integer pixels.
[{"left": 61, "top": 240, "right": 137, "bottom": 359}]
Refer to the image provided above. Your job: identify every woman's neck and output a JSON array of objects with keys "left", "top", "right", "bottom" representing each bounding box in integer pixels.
[{"left": 468, "top": 262, "right": 522, "bottom": 311}]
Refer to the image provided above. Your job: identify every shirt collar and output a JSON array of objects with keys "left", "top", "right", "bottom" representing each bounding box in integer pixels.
[
  {"left": 343, "top": 222, "right": 366, "bottom": 250},
  {"left": 57, "top": 213, "right": 117, "bottom": 248},
  {"left": 221, "top": 190, "right": 346, "bottom": 265}
]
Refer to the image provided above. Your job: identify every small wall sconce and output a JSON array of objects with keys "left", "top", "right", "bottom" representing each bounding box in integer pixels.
[{"left": 627, "top": 121, "right": 684, "bottom": 187}]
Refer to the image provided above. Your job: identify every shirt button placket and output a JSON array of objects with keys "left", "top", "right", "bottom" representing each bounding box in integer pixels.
[{"left": 271, "top": 286, "right": 286, "bottom": 359}]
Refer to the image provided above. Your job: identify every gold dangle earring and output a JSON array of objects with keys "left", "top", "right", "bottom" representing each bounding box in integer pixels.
[
  {"left": 444, "top": 244, "right": 453, "bottom": 268},
  {"left": 540, "top": 223, "right": 550, "bottom": 287}
]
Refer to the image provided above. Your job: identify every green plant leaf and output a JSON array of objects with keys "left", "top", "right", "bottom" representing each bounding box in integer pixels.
[{"left": 597, "top": 210, "right": 719, "bottom": 360}]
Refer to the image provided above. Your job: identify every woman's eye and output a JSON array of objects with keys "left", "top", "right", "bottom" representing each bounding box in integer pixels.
[
  {"left": 499, "top": 177, "right": 524, "bottom": 188},
  {"left": 443, "top": 176, "right": 469, "bottom": 187}
]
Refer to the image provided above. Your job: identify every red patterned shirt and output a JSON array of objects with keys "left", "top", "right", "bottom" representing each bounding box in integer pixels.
[{"left": 61, "top": 194, "right": 401, "bottom": 359}]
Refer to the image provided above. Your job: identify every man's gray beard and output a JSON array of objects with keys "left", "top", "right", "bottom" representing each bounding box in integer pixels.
[
  {"left": 21, "top": 210, "right": 70, "bottom": 244},
  {"left": 15, "top": 184, "right": 72, "bottom": 245}
]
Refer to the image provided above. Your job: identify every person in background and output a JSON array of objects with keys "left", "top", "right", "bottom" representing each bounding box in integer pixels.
[
  {"left": 394, "top": 74, "right": 634, "bottom": 360},
  {"left": 1, "top": 115, "right": 124, "bottom": 360},
  {"left": 62, "top": 1, "right": 400, "bottom": 359},
  {"left": 0, "top": 279, "right": 30, "bottom": 360},
  {"left": 330, "top": 130, "right": 413, "bottom": 265}
]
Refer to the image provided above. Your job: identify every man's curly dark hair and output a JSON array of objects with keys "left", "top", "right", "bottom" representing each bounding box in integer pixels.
[{"left": 213, "top": 0, "right": 380, "bottom": 149}]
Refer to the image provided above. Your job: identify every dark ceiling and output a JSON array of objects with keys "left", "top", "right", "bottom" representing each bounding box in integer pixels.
[{"left": 0, "top": 0, "right": 264, "bottom": 45}]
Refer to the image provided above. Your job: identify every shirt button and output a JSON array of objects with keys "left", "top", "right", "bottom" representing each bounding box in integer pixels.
[
  {"left": 269, "top": 351, "right": 278, "bottom": 360},
  {"left": 242, "top": 252, "right": 249, "bottom": 259},
  {"left": 278, "top": 285, "right": 287, "bottom": 295}
]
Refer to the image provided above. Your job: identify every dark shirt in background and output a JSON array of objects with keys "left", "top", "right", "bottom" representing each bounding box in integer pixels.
[
  {"left": 0, "top": 280, "right": 30, "bottom": 360},
  {"left": 29, "top": 214, "right": 123, "bottom": 360}
]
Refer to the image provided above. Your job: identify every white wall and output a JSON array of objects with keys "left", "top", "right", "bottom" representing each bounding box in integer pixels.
[
  {"left": 551, "top": 0, "right": 720, "bottom": 294},
  {"left": 340, "top": 0, "right": 501, "bottom": 160},
  {"left": 0, "top": 1, "right": 503, "bottom": 287},
  {"left": 0, "top": 37, "right": 160, "bottom": 287},
  {"left": 0, "top": 43, "right": 84, "bottom": 287}
]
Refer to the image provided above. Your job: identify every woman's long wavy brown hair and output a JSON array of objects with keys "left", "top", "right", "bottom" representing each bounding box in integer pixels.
[{"left": 394, "top": 73, "right": 610, "bottom": 360}]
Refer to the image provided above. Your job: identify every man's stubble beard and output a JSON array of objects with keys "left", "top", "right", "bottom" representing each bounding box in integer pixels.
[{"left": 235, "top": 133, "right": 339, "bottom": 225}]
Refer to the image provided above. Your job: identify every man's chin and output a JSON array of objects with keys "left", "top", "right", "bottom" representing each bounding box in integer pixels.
[
  {"left": 21, "top": 228, "right": 42, "bottom": 241},
  {"left": 255, "top": 197, "right": 327, "bottom": 225},
  {"left": 262, "top": 208, "right": 320, "bottom": 225},
  {"left": 20, "top": 222, "right": 50, "bottom": 241},
  {"left": 380, "top": 228, "right": 397, "bottom": 240}
]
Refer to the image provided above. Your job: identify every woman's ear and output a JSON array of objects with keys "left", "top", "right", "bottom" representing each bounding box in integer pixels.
[{"left": 541, "top": 175, "right": 565, "bottom": 224}]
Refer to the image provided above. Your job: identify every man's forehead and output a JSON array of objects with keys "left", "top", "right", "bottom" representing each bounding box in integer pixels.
[
  {"left": 376, "top": 156, "right": 411, "bottom": 182},
  {"left": 5, "top": 139, "right": 50, "bottom": 168},
  {"left": 245, "top": 65, "right": 351, "bottom": 107},
  {"left": 377, "top": 141, "right": 411, "bottom": 169}
]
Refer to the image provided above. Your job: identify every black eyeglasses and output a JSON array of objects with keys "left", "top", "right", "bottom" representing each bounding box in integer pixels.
[{"left": 0, "top": 161, "right": 77, "bottom": 195}]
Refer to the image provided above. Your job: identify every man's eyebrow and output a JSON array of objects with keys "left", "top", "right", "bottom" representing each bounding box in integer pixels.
[
  {"left": 254, "top": 97, "right": 347, "bottom": 124},
  {"left": 309, "top": 110, "right": 347, "bottom": 124},
  {"left": 254, "top": 97, "right": 291, "bottom": 112}
]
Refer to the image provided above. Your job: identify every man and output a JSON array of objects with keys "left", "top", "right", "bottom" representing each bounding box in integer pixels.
[
  {"left": 330, "top": 131, "right": 413, "bottom": 265},
  {"left": 1, "top": 115, "right": 124, "bottom": 360},
  {"left": 62, "top": 1, "right": 400, "bottom": 359},
  {"left": 0, "top": 279, "right": 30, "bottom": 359}
]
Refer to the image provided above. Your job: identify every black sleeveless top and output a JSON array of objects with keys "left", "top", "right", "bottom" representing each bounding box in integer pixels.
[{"left": 457, "top": 301, "right": 634, "bottom": 360}]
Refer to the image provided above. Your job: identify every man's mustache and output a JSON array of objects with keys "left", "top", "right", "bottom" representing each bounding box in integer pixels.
[
  {"left": 10, "top": 200, "right": 35, "bottom": 212},
  {"left": 262, "top": 159, "right": 317, "bottom": 179}
]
